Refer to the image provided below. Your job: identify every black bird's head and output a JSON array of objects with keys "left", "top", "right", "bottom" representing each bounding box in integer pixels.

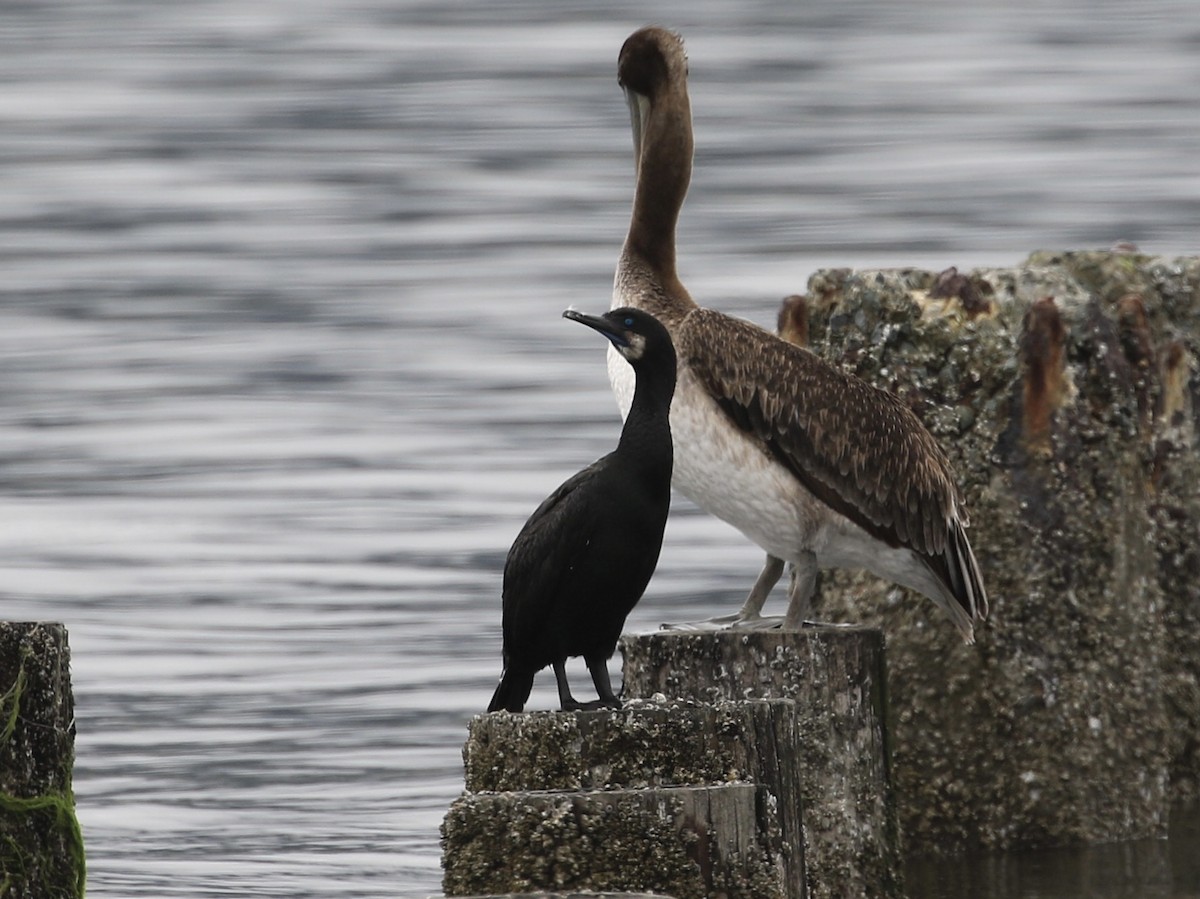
[{"left": 563, "top": 307, "right": 675, "bottom": 370}]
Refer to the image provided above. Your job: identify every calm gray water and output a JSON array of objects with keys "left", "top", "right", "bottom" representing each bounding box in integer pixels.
[{"left": 2, "top": 1, "right": 1198, "bottom": 896}]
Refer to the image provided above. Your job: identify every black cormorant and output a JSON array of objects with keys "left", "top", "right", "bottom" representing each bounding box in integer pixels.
[{"left": 488, "top": 307, "right": 676, "bottom": 712}]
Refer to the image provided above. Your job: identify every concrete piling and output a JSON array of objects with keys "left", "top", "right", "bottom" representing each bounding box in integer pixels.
[
  {"left": 442, "top": 629, "right": 897, "bottom": 899},
  {"left": 801, "top": 250, "right": 1200, "bottom": 850},
  {"left": 0, "top": 621, "right": 84, "bottom": 899},
  {"left": 622, "top": 630, "right": 900, "bottom": 899}
]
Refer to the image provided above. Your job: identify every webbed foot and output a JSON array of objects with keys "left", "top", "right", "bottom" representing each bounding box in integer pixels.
[
  {"left": 660, "top": 612, "right": 788, "bottom": 631},
  {"left": 560, "top": 696, "right": 622, "bottom": 712},
  {"left": 660, "top": 615, "right": 842, "bottom": 633},
  {"left": 659, "top": 613, "right": 740, "bottom": 632}
]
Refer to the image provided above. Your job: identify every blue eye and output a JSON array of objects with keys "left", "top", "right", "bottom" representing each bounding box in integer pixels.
[{"left": 624, "top": 317, "right": 634, "bottom": 327}]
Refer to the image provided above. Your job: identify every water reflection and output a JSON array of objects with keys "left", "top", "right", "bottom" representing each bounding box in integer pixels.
[{"left": 907, "top": 806, "right": 1200, "bottom": 899}]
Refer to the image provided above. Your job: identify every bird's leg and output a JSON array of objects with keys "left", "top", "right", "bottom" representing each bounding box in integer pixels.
[
  {"left": 733, "top": 554, "right": 786, "bottom": 622},
  {"left": 660, "top": 554, "right": 786, "bottom": 631},
  {"left": 585, "top": 656, "right": 622, "bottom": 709},
  {"left": 714, "top": 555, "right": 790, "bottom": 630},
  {"left": 552, "top": 660, "right": 583, "bottom": 711},
  {"left": 554, "top": 658, "right": 620, "bottom": 711},
  {"left": 782, "top": 550, "right": 819, "bottom": 630}
]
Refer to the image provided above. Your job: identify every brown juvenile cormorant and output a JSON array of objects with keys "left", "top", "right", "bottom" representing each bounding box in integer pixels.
[
  {"left": 488, "top": 307, "right": 676, "bottom": 712},
  {"left": 607, "top": 26, "right": 988, "bottom": 641}
]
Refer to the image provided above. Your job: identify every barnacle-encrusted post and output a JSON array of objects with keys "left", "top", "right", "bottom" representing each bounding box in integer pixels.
[{"left": 0, "top": 621, "right": 84, "bottom": 899}]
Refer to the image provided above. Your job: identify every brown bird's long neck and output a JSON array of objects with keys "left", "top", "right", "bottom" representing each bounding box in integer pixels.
[{"left": 626, "top": 94, "right": 692, "bottom": 282}]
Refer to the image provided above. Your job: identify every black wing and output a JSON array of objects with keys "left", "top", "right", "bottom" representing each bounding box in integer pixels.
[{"left": 500, "top": 459, "right": 606, "bottom": 646}]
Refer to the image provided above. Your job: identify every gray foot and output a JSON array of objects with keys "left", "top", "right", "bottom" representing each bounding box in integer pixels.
[
  {"left": 660, "top": 612, "right": 787, "bottom": 631},
  {"left": 660, "top": 616, "right": 851, "bottom": 633}
]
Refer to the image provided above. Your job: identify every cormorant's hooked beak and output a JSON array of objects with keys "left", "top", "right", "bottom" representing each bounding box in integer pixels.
[{"left": 563, "top": 309, "right": 630, "bottom": 348}]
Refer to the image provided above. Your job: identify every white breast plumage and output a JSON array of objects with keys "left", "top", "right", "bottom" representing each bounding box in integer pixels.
[{"left": 610, "top": 346, "right": 827, "bottom": 561}]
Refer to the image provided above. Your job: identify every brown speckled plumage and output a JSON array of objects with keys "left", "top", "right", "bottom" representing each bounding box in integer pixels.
[{"left": 685, "top": 309, "right": 961, "bottom": 555}]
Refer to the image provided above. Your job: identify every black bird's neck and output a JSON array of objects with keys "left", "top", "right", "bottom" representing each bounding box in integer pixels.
[{"left": 616, "top": 359, "right": 675, "bottom": 485}]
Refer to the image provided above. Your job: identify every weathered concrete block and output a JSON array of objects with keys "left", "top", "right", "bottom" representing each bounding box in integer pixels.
[
  {"left": 463, "top": 700, "right": 804, "bottom": 897},
  {"left": 0, "top": 621, "right": 84, "bottom": 899},
  {"left": 621, "top": 629, "right": 899, "bottom": 899},
  {"left": 441, "top": 784, "right": 784, "bottom": 899},
  {"left": 463, "top": 700, "right": 791, "bottom": 791},
  {"left": 447, "top": 894, "right": 678, "bottom": 898},
  {"left": 796, "top": 251, "right": 1199, "bottom": 850}
]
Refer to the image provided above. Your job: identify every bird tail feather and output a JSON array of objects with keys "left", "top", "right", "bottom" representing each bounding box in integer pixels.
[
  {"left": 939, "top": 520, "right": 989, "bottom": 643},
  {"left": 487, "top": 668, "right": 535, "bottom": 713},
  {"left": 954, "top": 523, "right": 989, "bottom": 620}
]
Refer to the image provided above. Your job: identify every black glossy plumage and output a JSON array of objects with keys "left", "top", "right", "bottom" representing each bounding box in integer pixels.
[{"left": 487, "top": 307, "right": 676, "bottom": 713}]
